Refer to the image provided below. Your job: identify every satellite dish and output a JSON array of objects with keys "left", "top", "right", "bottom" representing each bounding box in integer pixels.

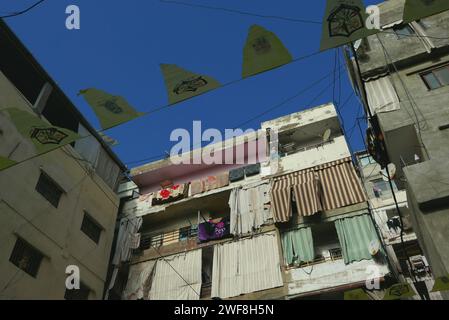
[
  {"left": 369, "top": 240, "right": 381, "bottom": 256},
  {"left": 354, "top": 39, "right": 362, "bottom": 51},
  {"left": 322, "top": 129, "right": 332, "bottom": 143}
]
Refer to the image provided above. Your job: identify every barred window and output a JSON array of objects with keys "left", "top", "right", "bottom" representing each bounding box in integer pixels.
[
  {"left": 35, "top": 172, "right": 63, "bottom": 208},
  {"left": 9, "top": 238, "right": 44, "bottom": 278}
]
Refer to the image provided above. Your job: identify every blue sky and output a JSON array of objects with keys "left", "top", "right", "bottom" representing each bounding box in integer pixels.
[{"left": 4, "top": 0, "right": 379, "bottom": 167}]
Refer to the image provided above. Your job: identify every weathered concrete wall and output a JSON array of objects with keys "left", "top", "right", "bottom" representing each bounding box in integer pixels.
[{"left": 0, "top": 71, "right": 120, "bottom": 299}]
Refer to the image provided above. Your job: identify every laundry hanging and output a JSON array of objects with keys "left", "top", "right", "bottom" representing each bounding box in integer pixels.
[
  {"left": 79, "top": 88, "right": 143, "bottom": 130},
  {"left": 242, "top": 25, "right": 293, "bottom": 78},
  {"left": 229, "top": 181, "right": 272, "bottom": 236},
  {"left": 320, "top": 0, "right": 379, "bottom": 51},
  {"left": 3, "top": 108, "right": 80, "bottom": 155},
  {"left": 149, "top": 250, "right": 202, "bottom": 300},
  {"left": 198, "top": 217, "right": 231, "bottom": 242},
  {"left": 402, "top": 0, "right": 449, "bottom": 24},
  {"left": 160, "top": 64, "right": 221, "bottom": 105},
  {"left": 152, "top": 183, "right": 189, "bottom": 205}
]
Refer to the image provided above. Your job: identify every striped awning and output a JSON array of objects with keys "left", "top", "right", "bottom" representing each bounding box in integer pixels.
[
  {"left": 272, "top": 169, "right": 322, "bottom": 222},
  {"left": 315, "top": 158, "right": 367, "bottom": 211},
  {"left": 271, "top": 157, "right": 367, "bottom": 223}
]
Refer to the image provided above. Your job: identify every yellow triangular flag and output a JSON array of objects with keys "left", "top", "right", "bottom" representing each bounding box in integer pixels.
[
  {"left": 320, "top": 0, "right": 379, "bottom": 51},
  {"left": 0, "top": 156, "right": 16, "bottom": 171},
  {"left": 79, "top": 88, "right": 143, "bottom": 130},
  {"left": 242, "top": 25, "right": 293, "bottom": 78},
  {"left": 431, "top": 275, "right": 449, "bottom": 293},
  {"left": 344, "top": 288, "right": 371, "bottom": 300},
  {"left": 403, "top": 0, "right": 449, "bottom": 23},
  {"left": 5, "top": 108, "right": 80, "bottom": 154},
  {"left": 383, "top": 283, "right": 416, "bottom": 300},
  {"left": 160, "top": 64, "right": 221, "bottom": 105}
]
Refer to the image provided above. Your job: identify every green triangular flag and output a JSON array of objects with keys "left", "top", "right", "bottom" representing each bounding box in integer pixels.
[
  {"left": 383, "top": 283, "right": 416, "bottom": 300},
  {"left": 5, "top": 108, "right": 80, "bottom": 154},
  {"left": 160, "top": 64, "right": 221, "bottom": 105},
  {"left": 403, "top": 0, "right": 449, "bottom": 23},
  {"left": 431, "top": 275, "right": 449, "bottom": 293},
  {"left": 344, "top": 288, "right": 371, "bottom": 300},
  {"left": 242, "top": 25, "right": 293, "bottom": 78},
  {"left": 320, "top": 0, "right": 379, "bottom": 51},
  {"left": 0, "top": 156, "right": 16, "bottom": 171},
  {"left": 79, "top": 88, "right": 143, "bottom": 130}
]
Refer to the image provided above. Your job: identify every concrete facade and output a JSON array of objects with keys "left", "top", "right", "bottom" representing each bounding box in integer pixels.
[
  {"left": 347, "top": 0, "right": 449, "bottom": 299},
  {"left": 0, "top": 21, "right": 125, "bottom": 299}
]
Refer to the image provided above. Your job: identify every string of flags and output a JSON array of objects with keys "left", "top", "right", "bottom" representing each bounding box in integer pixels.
[{"left": 1, "top": 1, "right": 449, "bottom": 171}]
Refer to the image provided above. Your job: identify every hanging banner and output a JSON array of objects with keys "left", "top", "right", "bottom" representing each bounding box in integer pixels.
[
  {"left": 242, "top": 25, "right": 293, "bottom": 78},
  {"left": 160, "top": 64, "right": 221, "bottom": 105},
  {"left": 383, "top": 283, "right": 416, "bottom": 300},
  {"left": 344, "top": 288, "right": 371, "bottom": 300},
  {"left": 431, "top": 275, "right": 449, "bottom": 293},
  {"left": 403, "top": 0, "right": 449, "bottom": 24},
  {"left": 0, "top": 156, "right": 16, "bottom": 171},
  {"left": 5, "top": 108, "right": 80, "bottom": 155},
  {"left": 79, "top": 88, "right": 143, "bottom": 130},
  {"left": 320, "top": 0, "right": 379, "bottom": 51}
]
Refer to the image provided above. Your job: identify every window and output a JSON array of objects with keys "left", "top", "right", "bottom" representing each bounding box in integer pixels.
[
  {"left": 9, "top": 238, "right": 44, "bottom": 278},
  {"left": 372, "top": 178, "right": 398, "bottom": 198},
  {"left": 421, "top": 66, "right": 449, "bottom": 90},
  {"left": 35, "top": 172, "right": 63, "bottom": 208},
  {"left": 393, "top": 25, "right": 415, "bottom": 39},
  {"left": 64, "top": 282, "right": 90, "bottom": 300},
  {"left": 359, "top": 155, "right": 375, "bottom": 167},
  {"left": 179, "top": 225, "right": 198, "bottom": 241},
  {"left": 81, "top": 213, "right": 102, "bottom": 244}
]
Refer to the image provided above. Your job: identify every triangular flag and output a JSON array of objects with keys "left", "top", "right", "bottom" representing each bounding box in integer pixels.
[
  {"left": 403, "top": 0, "right": 449, "bottom": 23},
  {"left": 344, "top": 288, "right": 371, "bottom": 300},
  {"left": 383, "top": 283, "right": 416, "bottom": 300},
  {"left": 160, "top": 64, "right": 221, "bottom": 105},
  {"left": 5, "top": 108, "right": 81, "bottom": 154},
  {"left": 320, "top": 0, "right": 379, "bottom": 51},
  {"left": 79, "top": 88, "right": 143, "bottom": 130},
  {"left": 0, "top": 156, "right": 16, "bottom": 171},
  {"left": 242, "top": 25, "right": 293, "bottom": 78},
  {"left": 431, "top": 275, "right": 449, "bottom": 293}
]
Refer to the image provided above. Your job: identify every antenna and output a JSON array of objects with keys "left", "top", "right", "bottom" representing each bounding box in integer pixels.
[
  {"left": 382, "top": 163, "right": 397, "bottom": 182},
  {"left": 322, "top": 128, "right": 332, "bottom": 143},
  {"left": 369, "top": 239, "right": 381, "bottom": 256}
]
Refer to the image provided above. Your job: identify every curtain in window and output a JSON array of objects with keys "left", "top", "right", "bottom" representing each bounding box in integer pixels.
[
  {"left": 335, "top": 214, "right": 380, "bottom": 264},
  {"left": 281, "top": 227, "right": 314, "bottom": 265},
  {"left": 211, "top": 232, "right": 283, "bottom": 299},
  {"left": 149, "top": 249, "right": 202, "bottom": 300}
]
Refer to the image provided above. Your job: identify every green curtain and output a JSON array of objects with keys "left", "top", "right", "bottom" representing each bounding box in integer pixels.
[
  {"left": 335, "top": 214, "right": 380, "bottom": 264},
  {"left": 281, "top": 227, "right": 314, "bottom": 265}
]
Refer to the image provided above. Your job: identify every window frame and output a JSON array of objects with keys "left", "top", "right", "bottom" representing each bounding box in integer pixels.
[
  {"left": 9, "top": 237, "right": 44, "bottom": 278},
  {"left": 392, "top": 24, "right": 415, "bottom": 40},
  {"left": 421, "top": 65, "right": 449, "bottom": 90},
  {"left": 80, "top": 212, "right": 103, "bottom": 244},
  {"left": 35, "top": 171, "right": 64, "bottom": 208}
]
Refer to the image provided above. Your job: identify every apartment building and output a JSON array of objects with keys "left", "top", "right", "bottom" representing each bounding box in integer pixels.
[
  {"left": 354, "top": 151, "right": 442, "bottom": 300},
  {"left": 108, "top": 103, "right": 395, "bottom": 300},
  {"left": 0, "top": 20, "right": 126, "bottom": 299},
  {"left": 345, "top": 0, "right": 449, "bottom": 298}
]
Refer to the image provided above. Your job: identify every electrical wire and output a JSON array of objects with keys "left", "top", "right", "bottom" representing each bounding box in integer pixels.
[
  {"left": 159, "top": 0, "right": 322, "bottom": 25},
  {"left": 0, "top": 0, "right": 46, "bottom": 19}
]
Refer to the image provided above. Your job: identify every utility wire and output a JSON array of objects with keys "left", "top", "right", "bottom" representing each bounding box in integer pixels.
[
  {"left": 0, "top": 0, "right": 46, "bottom": 18},
  {"left": 159, "top": 0, "right": 322, "bottom": 24}
]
